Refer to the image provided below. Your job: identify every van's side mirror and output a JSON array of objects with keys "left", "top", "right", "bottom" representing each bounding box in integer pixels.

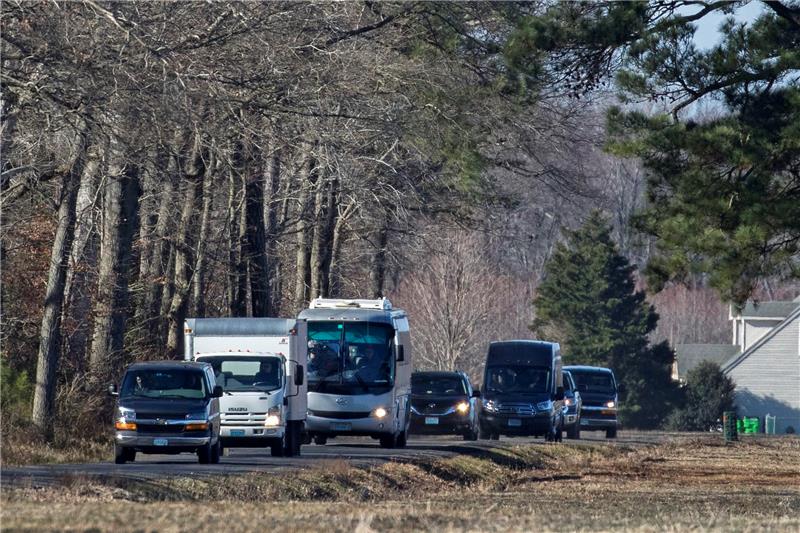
[
  {"left": 555, "top": 386, "right": 565, "bottom": 401},
  {"left": 396, "top": 345, "right": 405, "bottom": 362},
  {"left": 294, "top": 365, "right": 304, "bottom": 386},
  {"left": 108, "top": 384, "right": 118, "bottom": 397},
  {"left": 472, "top": 389, "right": 481, "bottom": 398},
  {"left": 212, "top": 385, "right": 223, "bottom": 398}
]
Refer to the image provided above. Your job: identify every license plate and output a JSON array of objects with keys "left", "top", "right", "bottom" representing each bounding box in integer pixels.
[
  {"left": 230, "top": 429, "right": 245, "bottom": 437},
  {"left": 153, "top": 438, "right": 168, "bottom": 446},
  {"left": 331, "top": 422, "right": 351, "bottom": 432},
  {"left": 425, "top": 417, "right": 439, "bottom": 425},
  {"left": 508, "top": 418, "right": 522, "bottom": 427}
]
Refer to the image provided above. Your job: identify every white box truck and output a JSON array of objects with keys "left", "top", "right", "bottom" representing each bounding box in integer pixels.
[{"left": 184, "top": 318, "right": 307, "bottom": 456}]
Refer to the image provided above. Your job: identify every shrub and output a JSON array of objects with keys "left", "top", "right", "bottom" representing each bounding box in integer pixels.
[{"left": 667, "top": 361, "right": 735, "bottom": 431}]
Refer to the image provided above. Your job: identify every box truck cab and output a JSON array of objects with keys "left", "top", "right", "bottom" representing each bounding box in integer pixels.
[
  {"left": 479, "top": 340, "right": 564, "bottom": 442},
  {"left": 298, "top": 298, "right": 412, "bottom": 449},
  {"left": 184, "top": 318, "right": 307, "bottom": 456}
]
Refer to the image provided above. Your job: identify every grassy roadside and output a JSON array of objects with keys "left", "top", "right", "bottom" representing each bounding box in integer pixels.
[{"left": 2, "top": 437, "right": 799, "bottom": 531}]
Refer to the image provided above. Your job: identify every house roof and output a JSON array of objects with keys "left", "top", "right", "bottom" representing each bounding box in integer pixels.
[
  {"left": 674, "top": 344, "right": 741, "bottom": 379},
  {"left": 723, "top": 305, "right": 800, "bottom": 374},
  {"left": 738, "top": 300, "right": 800, "bottom": 318}
]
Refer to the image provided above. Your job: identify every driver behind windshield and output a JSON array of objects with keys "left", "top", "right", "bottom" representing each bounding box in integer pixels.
[{"left": 254, "top": 360, "right": 279, "bottom": 387}]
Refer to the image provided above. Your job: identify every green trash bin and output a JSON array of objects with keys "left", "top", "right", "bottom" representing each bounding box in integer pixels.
[{"left": 723, "top": 411, "right": 738, "bottom": 442}]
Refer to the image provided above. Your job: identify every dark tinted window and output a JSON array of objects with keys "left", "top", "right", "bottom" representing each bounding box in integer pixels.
[
  {"left": 121, "top": 368, "right": 207, "bottom": 399},
  {"left": 485, "top": 365, "right": 550, "bottom": 394},
  {"left": 412, "top": 375, "right": 466, "bottom": 396},
  {"left": 570, "top": 371, "right": 616, "bottom": 393}
]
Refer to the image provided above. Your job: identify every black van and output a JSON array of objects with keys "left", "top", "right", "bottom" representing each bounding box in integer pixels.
[
  {"left": 109, "top": 361, "right": 223, "bottom": 464},
  {"left": 478, "top": 340, "right": 564, "bottom": 441},
  {"left": 563, "top": 365, "right": 620, "bottom": 439}
]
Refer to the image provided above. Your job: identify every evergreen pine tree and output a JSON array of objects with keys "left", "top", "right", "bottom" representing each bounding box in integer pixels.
[{"left": 532, "top": 211, "right": 678, "bottom": 428}]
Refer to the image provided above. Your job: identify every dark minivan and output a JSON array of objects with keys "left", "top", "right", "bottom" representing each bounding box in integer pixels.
[
  {"left": 563, "top": 365, "right": 620, "bottom": 439},
  {"left": 479, "top": 340, "right": 564, "bottom": 441},
  {"left": 110, "top": 361, "right": 223, "bottom": 464},
  {"left": 410, "top": 371, "right": 480, "bottom": 440}
]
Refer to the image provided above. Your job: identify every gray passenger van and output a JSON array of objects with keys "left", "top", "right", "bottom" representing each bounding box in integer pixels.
[{"left": 478, "top": 340, "right": 564, "bottom": 441}]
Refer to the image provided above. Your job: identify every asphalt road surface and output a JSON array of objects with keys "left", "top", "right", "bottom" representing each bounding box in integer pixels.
[{"left": 1, "top": 431, "right": 673, "bottom": 488}]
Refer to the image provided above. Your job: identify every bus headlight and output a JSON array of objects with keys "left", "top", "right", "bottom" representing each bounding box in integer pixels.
[
  {"left": 373, "top": 407, "right": 388, "bottom": 419},
  {"left": 455, "top": 402, "right": 470, "bottom": 414}
]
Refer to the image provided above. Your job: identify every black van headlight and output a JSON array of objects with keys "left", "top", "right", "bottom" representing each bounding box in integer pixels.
[
  {"left": 482, "top": 399, "right": 497, "bottom": 412},
  {"left": 536, "top": 400, "right": 553, "bottom": 411}
]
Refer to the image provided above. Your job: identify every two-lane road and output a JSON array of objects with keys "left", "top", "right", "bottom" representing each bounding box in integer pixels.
[{"left": 1, "top": 431, "right": 671, "bottom": 487}]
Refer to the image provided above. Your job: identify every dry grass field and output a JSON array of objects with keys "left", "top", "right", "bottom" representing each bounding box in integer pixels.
[{"left": 2, "top": 436, "right": 798, "bottom": 532}]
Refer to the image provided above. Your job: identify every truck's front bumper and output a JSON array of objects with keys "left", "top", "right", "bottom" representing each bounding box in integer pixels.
[
  {"left": 219, "top": 425, "right": 284, "bottom": 446},
  {"left": 306, "top": 414, "right": 392, "bottom": 437}
]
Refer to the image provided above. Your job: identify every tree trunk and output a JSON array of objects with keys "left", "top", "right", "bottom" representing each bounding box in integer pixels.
[
  {"left": 264, "top": 146, "right": 281, "bottom": 316},
  {"left": 31, "top": 131, "right": 87, "bottom": 434},
  {"left": 88, "top": 134, "right": 140, "bottom": 377},
  {"left": 245, "top": 163, "right": 270, "bottom": 317},
  {"left": 328, "top": 201, "right": 354, "bottom": 298},
  {"left": 62, "top": 141, "right": 103, "bottom": 371},
  {"left": 369, "top": 218, "right": 389, "bottom": 298},
  {"left": 166, "top": 133, "right": 205, "bottom": 356},
  {"left": 310, "top": 176, "right": 338, "bottom": 298},
  {"left": 293, "top": 150, "right": 314, "bottom": 311},
  {"left": 191, "top": 150, "right": 215, "bottom": 317}
]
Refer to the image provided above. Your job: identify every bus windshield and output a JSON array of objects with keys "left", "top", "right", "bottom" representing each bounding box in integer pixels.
[
  {"left": 485, "top": 365, "right": 550, "bottom": 395},
  {"left": 198, "top": 355, "right": 283, "bottom": 393},
  {"left": 307, "top": 321, "right": 395, "bottom": 393}
]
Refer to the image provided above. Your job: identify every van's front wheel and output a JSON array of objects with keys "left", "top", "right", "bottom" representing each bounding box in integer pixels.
[{"left": 114, "top": 445, "right": 135, "bottom": 464}]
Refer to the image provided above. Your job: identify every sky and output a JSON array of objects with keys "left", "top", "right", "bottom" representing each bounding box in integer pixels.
[{"left": 689, "top": 0, "right": 765, "bottom": 49}]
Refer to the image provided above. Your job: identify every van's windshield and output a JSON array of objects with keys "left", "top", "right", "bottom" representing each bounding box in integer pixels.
[
  {"left": 198, "top": 355, "right": 283, "bottom": 393},
  {"left": 307, "top": 321, "right": 395, "bottom": 393},
  {"left": 412, "top": 376, "right": 466, "bottom": 396},
  {"left": 485, "top": 365, "right": 550, "bottom": 395},
  {"left": 570, "top": 371, "right": 616, "bottom": 393},
  {"left": 120, "top": 369, "right": 207, "bottom": 399}
]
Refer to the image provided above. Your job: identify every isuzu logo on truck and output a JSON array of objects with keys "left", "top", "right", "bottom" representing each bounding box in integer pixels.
[{"left": 228, "top": 407, "right": 247, "bottom": 412}]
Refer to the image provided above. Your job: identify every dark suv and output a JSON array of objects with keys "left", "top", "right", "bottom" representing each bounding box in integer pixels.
[
  {"left": 410, "top": 371, "right": 480, "bottom": 440},
  {"left": 110, "top": 361, "right": 223, "bottom": 464},
  {"left": 563, "top": 365, "right": 620, "bottom": 439},
  {"left": 561, "top": 370, "right": 582, "bottom": 439}
]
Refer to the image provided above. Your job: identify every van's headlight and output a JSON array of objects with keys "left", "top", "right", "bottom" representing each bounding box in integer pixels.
[
  {"left": 455, "top": 402, "right": 470, "bottom": 414},
  {"left": 564, "top": 398, "right": 574, "bottom": 407},
  {"left": 606, "top": 400, "right": 616, "bottom": 409},
  {"left": 265, "top": 406, "right": 281, "bottom": 427},
  {"left": 482, "top": 399, "right": 497, "bottom": 412},
  {"left": 373, "top": 407, "right": 388, "bottom": 419},
  {"left": 115, "top": 407, "right": 137, "bottom": 430},
  {"left": 536, "top": 400, "right": 553, "bottom": 411}
]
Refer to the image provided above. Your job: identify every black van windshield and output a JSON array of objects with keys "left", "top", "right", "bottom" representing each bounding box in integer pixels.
[
  {"left": 120, "top": 369, "right": 207, "bottom": 399},
  {"left": 485, "top": 365, "right": 550, "bottom": 394},
  {"left": 307, "top": 321, "right": 395, "bottom": 393},
  {"left": 570, "top": 371, "right": 616, "bottom": 393}
]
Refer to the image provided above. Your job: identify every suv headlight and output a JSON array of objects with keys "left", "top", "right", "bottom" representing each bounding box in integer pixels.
[
  {"left": 536, "top": 400, "right": 553, "bottom": 411},
  {"left": 455, "top": 401, "right": 470, "bottom": 414},
  {"left": 564, "top": 398, "right": 574, "bottom": 407},
  {"left": 265, "top": 406, "right": 281, "bottom": 427},
  {"left": 481, "top": 399, "right": 497, "bottom": 412}
]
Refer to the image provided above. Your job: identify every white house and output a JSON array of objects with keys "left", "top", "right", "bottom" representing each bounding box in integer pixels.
[{"left": 674, "top": 296, "right": 800, "bottom": 434}]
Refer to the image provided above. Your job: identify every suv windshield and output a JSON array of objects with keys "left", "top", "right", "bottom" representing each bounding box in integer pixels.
[
  {"left": 485, "top": 365, "right": 550, "bottom": 394},
  {"left": 307, "top": 321, "right": 395, "bottom": 393},
  {"left": 412, "top": 376, "right": 466, "bottom": 396},
  {"left": 198, "top": 355, "right": 283, "bottom": 393},
  {"left": 570, "top": 371, "right": 616, "bottom": 393},
  {"left": 120, "top": 368, "right": 207, "bottom": 399}
]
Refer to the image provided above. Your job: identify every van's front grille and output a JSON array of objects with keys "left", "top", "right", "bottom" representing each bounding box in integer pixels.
[
  {"left": 495, "top": 403, "right": 535, "bottom": 416},
  {"left": 137, "top": 424, "right": 184, "bottom": 434}
]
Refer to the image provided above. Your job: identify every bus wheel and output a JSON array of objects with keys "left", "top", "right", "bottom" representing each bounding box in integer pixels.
[{"left": 313, "top": 435, "right": 328, "bottom": 446}]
